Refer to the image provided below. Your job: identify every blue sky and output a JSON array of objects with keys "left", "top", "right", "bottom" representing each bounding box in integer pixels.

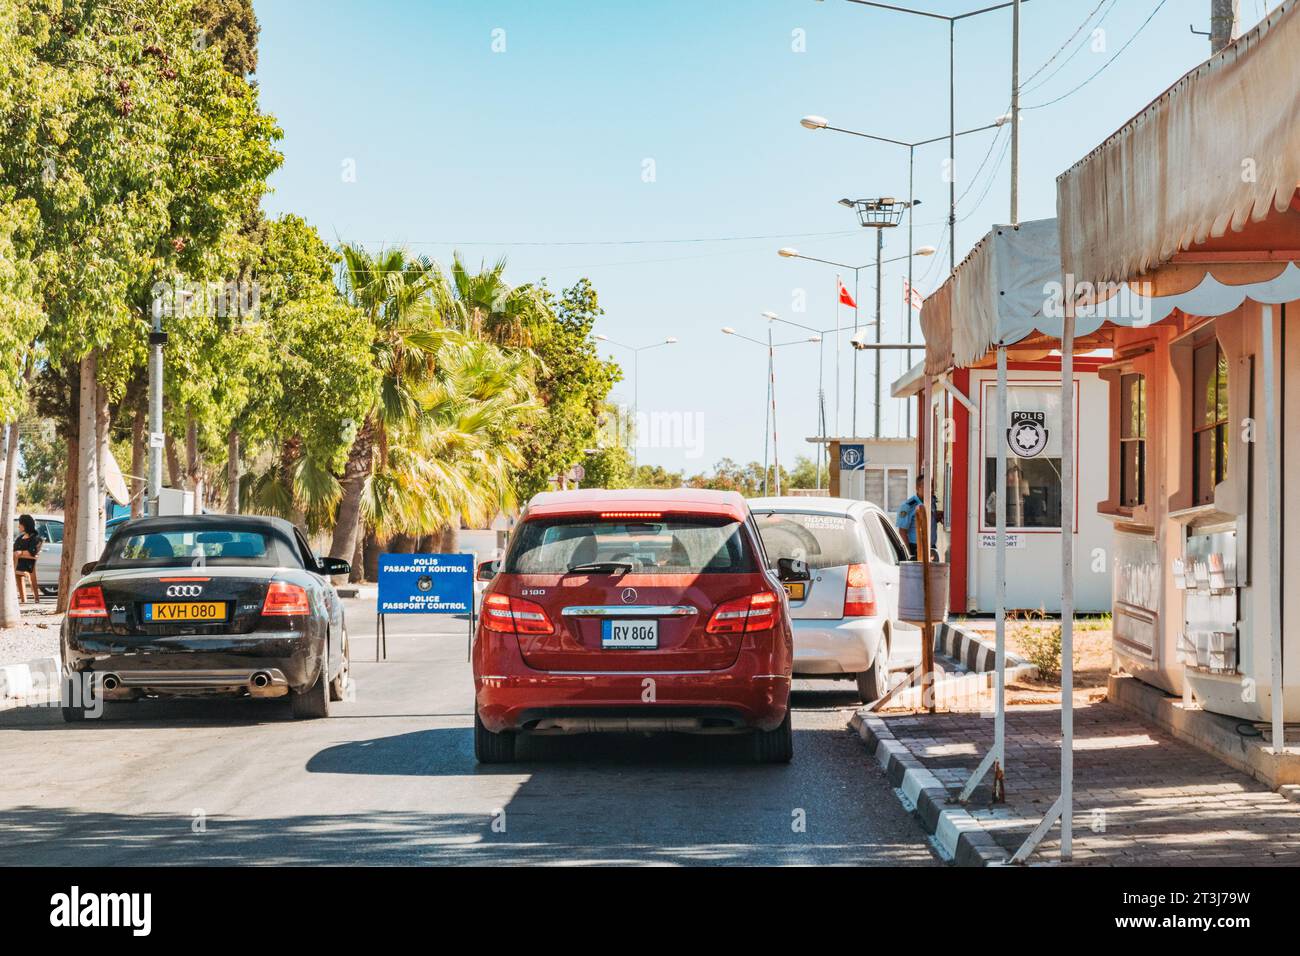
[{"left": 256, "top": 0, "right": 1279, "bottom": 473}]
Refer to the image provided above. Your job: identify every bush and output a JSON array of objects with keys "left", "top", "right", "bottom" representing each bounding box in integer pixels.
[{"left": 1009, "top": 607, "right": 1080, "bottom": 684}]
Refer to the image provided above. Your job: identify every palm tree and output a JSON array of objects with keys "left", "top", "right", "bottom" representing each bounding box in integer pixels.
[
  {"left": 362, "top": 335, "right": 538, "bottom": 552},
  {"left": 326, "top": 246, "right": 448, "bottom": 573},
  {"left": 439, "top": 252, "right": 547, "bottom": 348}
]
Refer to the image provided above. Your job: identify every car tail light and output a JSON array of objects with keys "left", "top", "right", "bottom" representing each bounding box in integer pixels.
[
  {"left": 481, "top": 593, "right": 554, "bottom": 635},
  {"left": 600, "top": 511, "right": 662, "bottom": 520},
  {"left": 68, "top": 585, "right": 108, "bottom": 618},
  {"left": 844, "top": 563, "right": 877, "bottom": 617},
  {"left": 262, "top": 580, "right": 310, "bottom": 616},
  {"left": 706, "top": 591, "right": 778, "bottom": 634}
]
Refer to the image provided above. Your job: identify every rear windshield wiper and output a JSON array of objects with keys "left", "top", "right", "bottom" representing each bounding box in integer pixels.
[{"left": 565, "top": 561, "right": 633, "bottom": 575}]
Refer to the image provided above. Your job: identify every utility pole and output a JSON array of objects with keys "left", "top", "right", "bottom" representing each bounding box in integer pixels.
[
  {"left": 1011, "top": 0, "right": 1021, "bottom": 227},
  {"left": 1210, "top": 0, "right": 1239, "bottom": 53}
]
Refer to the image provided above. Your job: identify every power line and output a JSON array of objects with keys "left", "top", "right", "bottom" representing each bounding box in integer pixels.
[
  {"left": 1023, "top": 0, "right": 1120, "bottom": 95},
  {"left": 349, "top": 228, "right": 863, "bottom": 249},
  {"left": 1023, "top": 0, "right": 1171, "bottom": 111},
  {"left": 1021, "top": 0, "right": 1113, "bottom": 89}
]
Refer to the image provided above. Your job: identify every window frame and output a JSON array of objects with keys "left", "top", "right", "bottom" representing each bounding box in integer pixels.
[
  {"left": 978, "top": 378, "right": 1079, "bottom": 535},
  {"left": 1191, "top": 339, "right": 1229, "bottom": 506},
  {"left": 1118, "top": 372, "right": 1147, "bottom": 509}
]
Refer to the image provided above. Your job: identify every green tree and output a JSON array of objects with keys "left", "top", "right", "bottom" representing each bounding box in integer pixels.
[
  {"left": 16, "top": 420, "right": 65, "bottom": 510},
  {"left": 787, "top": 455, "right": 823, "bottom": 491},
  {"left": 513, "top": 278, "right": 621, "bottom": 502},
  {"left": 629, "top": 463, "right": 684, "bottom": 489},
  {"left": 7, "top": 0, "right": 281, "bottom": 606},
  {"left": 687, "top": 458, "right": 789, "bottom": 498},
  {"left": 192, "top": 0, "right": 258, "bottom": 77},
  {"left": 441, "top": 253, "right": 547, "bottom": 348}
]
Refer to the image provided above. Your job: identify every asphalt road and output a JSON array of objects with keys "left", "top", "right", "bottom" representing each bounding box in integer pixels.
[{"left": 0, "top": 597, "right": 937, "bottom": 866}]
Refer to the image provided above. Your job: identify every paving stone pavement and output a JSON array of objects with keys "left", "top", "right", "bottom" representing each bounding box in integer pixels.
[{"left": 878, "top": 701, "right": 1300, "bottom": 865}]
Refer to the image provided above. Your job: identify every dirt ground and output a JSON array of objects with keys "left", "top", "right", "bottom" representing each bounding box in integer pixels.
[
  {"left": 879, "top": 616, "right": 1114, "bottom": 714},
  {"left": 1004, "top": 617, "right": 1111, "bottom": 706}
]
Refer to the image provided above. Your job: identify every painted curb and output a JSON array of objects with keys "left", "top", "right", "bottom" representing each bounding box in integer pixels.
[
  {"left": 0, "top": 654, "right": 60, "bottom": 702},
  {"left": 849, "top": 711, "right": 1009, "bottom": 867},
  {"left": 937, "top": 620, "right": 1036, "bottom": 676}
]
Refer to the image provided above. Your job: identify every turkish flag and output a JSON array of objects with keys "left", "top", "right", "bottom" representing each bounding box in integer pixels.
[{"left": 838, "top": 279, "right": 856, "bottom": 308}]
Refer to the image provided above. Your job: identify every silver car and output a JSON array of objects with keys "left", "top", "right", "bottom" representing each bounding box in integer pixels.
[{"left": 750, "top": 496, "right": 912, "bottom": 702}]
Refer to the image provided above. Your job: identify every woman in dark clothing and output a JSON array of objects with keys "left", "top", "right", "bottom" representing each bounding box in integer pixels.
[{"left": 13, "top": 513, "right": 42, "bottom": 604}]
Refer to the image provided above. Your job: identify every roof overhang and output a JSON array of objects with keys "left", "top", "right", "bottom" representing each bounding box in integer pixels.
[{"left": 1056, "top": 0, "right": 1300, "bottom": 287}]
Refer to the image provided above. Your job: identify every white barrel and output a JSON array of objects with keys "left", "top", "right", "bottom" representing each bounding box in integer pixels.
[{"left": 898, "top": 561, "right": 950, "bottom": 624}]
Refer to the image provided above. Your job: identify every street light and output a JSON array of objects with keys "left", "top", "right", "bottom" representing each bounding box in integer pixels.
[
  {"left": 721, "top": 326, "right": 819, "bottom": 496},
  {"left": 806, "top": 0, "right": 1027, "bottom": 274},
  {"left": 594, "top": 334, "right": 678, "bottom": 470},
  {"left": 800, "top": 112, "right": 1004, "bottom": 341}
]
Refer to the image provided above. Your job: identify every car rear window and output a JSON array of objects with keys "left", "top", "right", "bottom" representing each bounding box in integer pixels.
[
  {"left": 100, "top": 527, "right": 290, "bottom": 569},
  {"left": 504, "top": 516, "right": 757, "bottom": 574},
  {"left": 752, "top": 511, "right": 868, "bottom": 571}
]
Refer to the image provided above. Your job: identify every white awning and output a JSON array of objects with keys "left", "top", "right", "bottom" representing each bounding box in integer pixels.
[
  {"left": 1056, "top": 0, "right": 1300, "bottom": 286},
  {"left": 920, "top": 218, "right": 1072, "bottom": 372}
]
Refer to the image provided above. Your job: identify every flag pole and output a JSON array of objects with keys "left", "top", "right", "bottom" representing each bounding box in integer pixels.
[{"left": 835, "top": 273, "right": 842, "bottom": 438}]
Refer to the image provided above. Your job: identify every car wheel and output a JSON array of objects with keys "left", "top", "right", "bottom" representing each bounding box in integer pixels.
[
  {"left": 752, "top": 707, "right": 793, "bottom": 764},
  {"left": 329, "top": 631, "right": 351, "bottom": 702},
  {"left": 856, "top": 652, "right": 888, "bottom": 703},
  {"left": 290, "top": 659, "right": 331, "bottom": 719},
  {"left": 474, "top": 710, "right": 516, "bottom": 764}
]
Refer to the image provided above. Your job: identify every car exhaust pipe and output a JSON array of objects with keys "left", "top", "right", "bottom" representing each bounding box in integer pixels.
[
  {"left": 101, "top": 673, "right": 120, "bottom": 691},
  {"left": 250, "top": 671, "right": 271, "bottom": 688}
]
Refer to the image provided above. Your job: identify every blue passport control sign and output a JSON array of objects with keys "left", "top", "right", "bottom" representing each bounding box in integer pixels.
[{"left": 377, "top": 553, "right": 474, "bottom": 614}]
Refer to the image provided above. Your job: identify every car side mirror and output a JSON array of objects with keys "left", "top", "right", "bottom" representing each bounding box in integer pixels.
[
  {"left": 476, "top": 559, "right": 498, "bottom": 582},
  {"left": 81, "top": 561, "right": 98, "bottom": 576},
  {"left": 317, "top": 556, "right": 351, "bottom": 577},
  {"left": 776, "top": 557, "right": 810, "bottom": 582}
]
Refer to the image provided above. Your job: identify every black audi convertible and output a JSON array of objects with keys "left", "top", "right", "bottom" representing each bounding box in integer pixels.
[{"left": 61, "top": 515, "right": 352, "bottom": 721}]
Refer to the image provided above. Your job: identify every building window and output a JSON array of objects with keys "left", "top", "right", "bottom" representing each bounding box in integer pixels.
[
  {"left": 1192, "top": 340, "right": 1228, "bottom": 505},
  {"left": 982, "top": 384, "right": 1065, "bottom": 530},
  {"left": 1119, "top": 373, "right": 1146, "bottom": 507},
  {"left": 864, "top": 466, "right": 912, "bottom": 513}
]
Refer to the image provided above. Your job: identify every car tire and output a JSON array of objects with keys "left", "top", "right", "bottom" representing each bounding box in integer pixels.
[
  {"left": 856, "top": 652, "right": 889, "bottom": 703},
  {"left": 329, "top": 631, "right": 350, "bottom": 702},
  {"left": 290, "top": 659, "right": 331, "bottom": 719},
  {"left": 752, "top": 707, "right": 794, "bottom": 764},
  {"left": 474, "top": 710, "right": 516, "bottom": 764}
]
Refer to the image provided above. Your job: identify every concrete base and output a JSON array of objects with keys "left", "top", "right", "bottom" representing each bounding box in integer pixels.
[{"left": 1108, "top": 673, "right": 1300, "bottom": 788}]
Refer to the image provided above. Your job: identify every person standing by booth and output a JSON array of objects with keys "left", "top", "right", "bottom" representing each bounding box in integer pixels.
[{"left": 896, "top": 475, "right": 940, "bottom": 560}]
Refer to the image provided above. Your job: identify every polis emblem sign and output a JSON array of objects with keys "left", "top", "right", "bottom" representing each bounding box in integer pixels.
[{"left": 1008, "top": 410, "right": 1048, "bottom": 458}]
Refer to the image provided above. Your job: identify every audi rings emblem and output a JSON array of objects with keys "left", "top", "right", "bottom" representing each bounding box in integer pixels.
[
  {"left": 165, "top": 584, "right": 203, "bottom": 597},
  {"left": 621, "top": 587, "right": 637, "bottom": 604}
]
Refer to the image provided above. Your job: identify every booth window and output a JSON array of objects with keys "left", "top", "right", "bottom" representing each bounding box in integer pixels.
[
  {"left": 1192, "top": 340, "right": 1228, "bottom": 505},
  {"left": 982, "top": 383, "right": 1065, "bottom": 530},
  {"left": 865, "top": 466, "right": 912, "bottom": 513},
  {"left": 1119, "top": 373, "right": 1146, "bottom": 507}
]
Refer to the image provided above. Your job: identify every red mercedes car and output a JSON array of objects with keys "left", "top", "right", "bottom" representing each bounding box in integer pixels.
[{"left": 472, "top": 489, "right": 806, "bottom": 763}]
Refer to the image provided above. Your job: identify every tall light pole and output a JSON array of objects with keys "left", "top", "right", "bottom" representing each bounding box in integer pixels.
[
  {"left": 835, "top": 198, "right": 916, "bottom": 439},
  {"left": 822, "top": 0, "right": 1029, "bottom": 275},
  {"left": 594, "top": 334, "right": 677, "bottom": 471},
  {"left": 722, "top": 327, "right": 820, "bottom": 496},
  {"left": 776, "top": 245, "right": 935, "bottom": 443},
  {"left": 799, "top": 114, "right": 1005, "bottom": 359}
]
